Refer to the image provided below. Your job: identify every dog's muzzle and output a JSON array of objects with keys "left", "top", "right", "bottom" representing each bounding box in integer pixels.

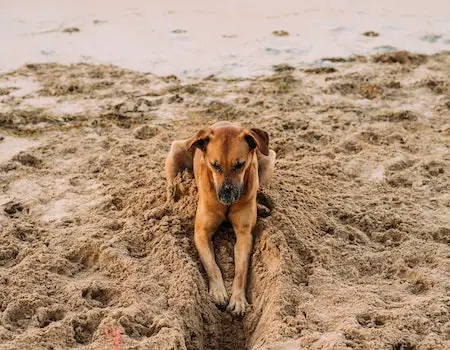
[{"left": 217, "top": 182, "right": 242, "bottom": 205}]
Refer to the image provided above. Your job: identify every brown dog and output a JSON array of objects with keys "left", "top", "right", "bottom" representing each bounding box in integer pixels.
[{"left": 165, "top": 121, "right": 275, "bottom": 315}]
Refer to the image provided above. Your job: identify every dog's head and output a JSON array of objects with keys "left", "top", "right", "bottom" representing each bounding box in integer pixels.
[{"left": 188, "top": 123, "right": 269, "bottom": 205}]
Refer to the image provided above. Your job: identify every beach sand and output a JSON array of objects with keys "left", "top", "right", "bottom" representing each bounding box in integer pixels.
[
  {"left": 1, "top": 0, "right": 449, "bottom": 77},
  {"left": 0, "top": 51, "right": 449, "bottom": 349}
]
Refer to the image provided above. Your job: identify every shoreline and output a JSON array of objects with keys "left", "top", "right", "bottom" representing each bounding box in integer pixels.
[{"left": 1, "top": 1, "right": 449, "bottom": 77}]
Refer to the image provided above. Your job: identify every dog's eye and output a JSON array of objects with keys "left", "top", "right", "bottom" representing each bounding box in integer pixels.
[
  {"left": 211, "top": 162, "right": 222, "bottom": 173},
  {"left": 233, "top": 161, "right": 246, "bottom": 172}
]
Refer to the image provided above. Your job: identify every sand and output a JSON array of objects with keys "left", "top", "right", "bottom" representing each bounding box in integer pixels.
[
  {"left": 1, "top": 1, "right": 449, "bottom": 77},
  {"left": 0, "top": 51, "right": 449, "bottom": 349}
]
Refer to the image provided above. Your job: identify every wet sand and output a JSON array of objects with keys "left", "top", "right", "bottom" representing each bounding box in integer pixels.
[
  {"left": 0, "top": 51, "right": 449, "bottom": 349},
  {"left": 1, "top": 1, "right": 449, "bottom": 77}
]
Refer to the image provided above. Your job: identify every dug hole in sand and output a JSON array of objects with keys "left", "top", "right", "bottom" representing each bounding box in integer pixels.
[{"left": 0, "top": 51, "right": 449, "bottom": 349}]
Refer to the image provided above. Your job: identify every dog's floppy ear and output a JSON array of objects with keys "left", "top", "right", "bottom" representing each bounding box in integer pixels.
[
  {"left": 187, "top": 129, "right": 212, "bottom": 152},
  {"left": 244, "top": 128, "right": 269, "bottom": 156}
]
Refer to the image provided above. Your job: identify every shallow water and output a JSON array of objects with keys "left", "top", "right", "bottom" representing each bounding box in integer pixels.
[{"left": 1, "top": 0, "right": 449, "bottom": 77}]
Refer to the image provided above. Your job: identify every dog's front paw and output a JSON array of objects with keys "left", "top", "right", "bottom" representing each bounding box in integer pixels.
[
  {"left": 227, "top": 292, "right": 249, "bottom": 316},
  {"left": 209, "top": 281, "right": 229, "bottom": 309}
]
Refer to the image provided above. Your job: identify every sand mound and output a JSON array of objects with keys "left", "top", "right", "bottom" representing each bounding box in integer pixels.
[{"left": 0, "top": 52, "right": 449, "bottom": 349}]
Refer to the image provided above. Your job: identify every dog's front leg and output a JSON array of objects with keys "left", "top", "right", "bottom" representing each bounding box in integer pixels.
[
  {"left": 227, "top": 204, "right": 256, "bottom": 315},
  {"left": 194, "top": 206, "right": 228, "bottom": 308}
]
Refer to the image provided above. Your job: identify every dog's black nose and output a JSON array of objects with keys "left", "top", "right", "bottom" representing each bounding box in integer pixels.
[{"left": 217, "top": 182, "right": 240, "bottom": 204}]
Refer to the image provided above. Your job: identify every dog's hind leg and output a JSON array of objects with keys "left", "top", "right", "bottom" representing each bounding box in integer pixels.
[
  {"left": 165, "top": 139, "right": 194, "bottom": 200},
  {"left": 257, "top": 149, "right": 276, "bottom": 187}
]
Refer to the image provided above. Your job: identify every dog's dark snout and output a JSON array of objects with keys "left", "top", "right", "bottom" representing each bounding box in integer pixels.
[
  {"left": 222, "top": 183, "right": 233, "bottom": 193},
  {"left": 217, "top": 181, "right": 241, "bottom": 204}
]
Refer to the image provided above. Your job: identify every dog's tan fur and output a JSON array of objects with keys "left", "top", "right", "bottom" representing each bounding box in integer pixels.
[{"left": 165, "top": 121, "right": 275, "bottom": 315}]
